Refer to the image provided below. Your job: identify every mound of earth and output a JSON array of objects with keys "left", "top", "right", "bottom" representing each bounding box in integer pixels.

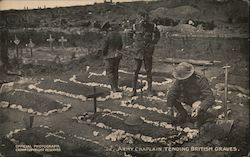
[
  {"left": 34, "top": 78, "right": 110, "bottom": 99},
  {"left": 150, "top": 6, "right": 200, "bottom": 21},
  {"left": 0, "top": 90, "right": 65, "bottom": 113},
  {"left": 8, "top": 126, "right": 111, "bottom": 157},
  {"left": 0, "top": 110, "right": 8, "bottom": 123}
]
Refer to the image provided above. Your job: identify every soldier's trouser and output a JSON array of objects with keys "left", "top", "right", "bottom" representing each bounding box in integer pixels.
[
  {"left": 104, "top": 57, "right": 121, "bottom": 90},
  {"left": 132, "top": 55, "right": 152, "bottom": 93}
]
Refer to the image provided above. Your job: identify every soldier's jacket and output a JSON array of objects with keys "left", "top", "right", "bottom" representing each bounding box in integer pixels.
[
  {"left": 167, "top": 73, "right": 215, "bottom": 111},
  {"left": 102, "top": 31, "right": 123, "bottom": 59},
  {"left": 0, "top": 27, "right": 9, "bottom": 65},
  {"left": 132, "top": 21, "right": 160, "bottom": 59},
  {"left": 0, "top": 27, "right": 9, "bottom": 48}
]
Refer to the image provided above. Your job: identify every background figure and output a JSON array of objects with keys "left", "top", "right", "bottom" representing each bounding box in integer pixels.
[
  {"left": 0, "top": 16, "right": 10, "bottom": 72},
  {"left": 102, "top": 22, "right": 123, "bottom": 92},
  {"left": 167, "top": 62, "right": 215, "bottom": 126},
  {"left": 131, "top": 10, "right": 160, "bottom": 97}
]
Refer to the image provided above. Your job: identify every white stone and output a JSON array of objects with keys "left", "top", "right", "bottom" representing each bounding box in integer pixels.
[
  {"left": 93, "top": 131, "right": 99, "bottom": 137},
  {"left": 0, "top": 101, "right": 9, "bottom": 108},
  {"left": 36, "top": 112, "right": 42, "bottom": 116},
  {"left": 10, "top": 104, "right": 17, "bottom": 109},
  {"left": 61, "top": 107, "right": 68, "bottom": 112},
  {"left": 16, "top": 105, "right": 23, "bottom": 110},
  {"left": 27, "top": 108, "right": 34, "bottom": 113}
]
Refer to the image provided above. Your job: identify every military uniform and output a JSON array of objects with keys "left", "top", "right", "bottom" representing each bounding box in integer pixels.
[
  {"left": 102, "top": 31, "right": 123, "bottom": 91},
  {"left": 167, "top": 72, "right": 215, "bottom": 123},
  {"left": 131, "top": 20, "right": 160, "bottom": 96},
  {"left": 0, "top": 26, "right": 9, "bottom": 71}
]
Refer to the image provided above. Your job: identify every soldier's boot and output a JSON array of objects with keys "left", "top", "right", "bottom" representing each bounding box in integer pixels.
[
  {"left": 113, "top": 71, "right": 122, "bottom": 92},
  {"left": 130, "top": 73, "right": 138, "bottom": 97},
  {"left": 147, "top": 75, "right": 153, "bottom": 97}
]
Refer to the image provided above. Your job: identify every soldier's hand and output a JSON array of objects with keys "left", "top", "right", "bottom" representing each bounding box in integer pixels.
[
  {"left": 164, "top": 106, "right": 174, "bottom": 116},
  {"left": 191, "top": 101, "right": 202, "bottom": 118}
]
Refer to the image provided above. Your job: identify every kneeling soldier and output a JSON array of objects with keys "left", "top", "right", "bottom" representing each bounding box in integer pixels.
[{"left": 167, "top": 62, "right": 215, "bottom": 126}]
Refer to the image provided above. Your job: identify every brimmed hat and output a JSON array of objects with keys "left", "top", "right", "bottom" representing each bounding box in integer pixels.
[
  {"left": 173, "top": 62, "right": 194, "bottom": 80},
  {"left": 124, "top": 114, "right": 143, "bottom": 126}
]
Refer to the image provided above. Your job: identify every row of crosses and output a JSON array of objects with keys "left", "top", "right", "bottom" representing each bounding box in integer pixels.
[
  {"left": 13, "top": 34, "right": 67, "bottom": 60},
  {"left": 13, "top": 35, "right": 34, "bottom": 58},
  {"left": 46, "top": 34, "right": 68, "bottom": 51}
]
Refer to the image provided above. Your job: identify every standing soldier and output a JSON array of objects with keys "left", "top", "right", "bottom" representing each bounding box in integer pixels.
[
  {"left": 131, "top": 10, "right": 160, "bottom": 97},
  {"left": 0, "top": 15, "right": 10, "bottom": 73},
  {"left": 102, "top": 22, "right": 123, "bottom": 92}
]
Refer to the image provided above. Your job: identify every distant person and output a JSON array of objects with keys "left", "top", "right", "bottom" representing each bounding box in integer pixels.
[
  {"left": 130, "top": 10, "right": 160, "bottom": 97},
  {"left": 0, "top": 17, "right": 10, "bottom": 73},
  {"left": 101, "top": 22, "right": 123, "bottom": 92},
  {"left": 166, "top": 62, "right": 215, "bottom": 126}
]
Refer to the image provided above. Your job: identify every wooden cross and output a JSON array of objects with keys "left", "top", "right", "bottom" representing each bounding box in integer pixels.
[
  {"left": 28, "top": 39, "right": 35, "bottom": 57},
  {"left": 46, "top": 34, "right": 54, "bottom": 51},
  {"left": 58, "top": 36, "right": 67, "bottom": 48},
  {"left": 14, "top": 35, "right": 20, "bottom": 59},
  {"left": 86, "top": 86, "right": 104, "bottom": 113},
  {"left": 29, "top": 115, "right": 34, "bottom": 129}
]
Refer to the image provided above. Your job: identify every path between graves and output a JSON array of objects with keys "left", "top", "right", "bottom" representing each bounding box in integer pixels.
[
  {"left": 1, "top": 70, "right": 178, "bottom": 156},
  {"left": 1, "top": 70, "right": 249, "bottom": 156}
]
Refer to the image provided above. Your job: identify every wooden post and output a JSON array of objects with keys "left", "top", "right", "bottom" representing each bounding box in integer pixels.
[
  {"left": 140, "top": 79, "right": 143, "bottom": 99},
  {"left": 28, "top": 39, "right": 35, "bottom": 57},
  {"left": 86, "top": 87, "right": 104, "bottom": 113},
  {"left": 223, "top": 65, "right": 230, "bottom": 120},
  {"left": 93, "top": 87, "right": 97, "bottom": 113},
  {"left": 29, "top": 115, "right": 34, "bottom": 128}
]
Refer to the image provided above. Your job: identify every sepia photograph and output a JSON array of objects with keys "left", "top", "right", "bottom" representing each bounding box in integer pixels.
[{"left": 0, "top": 0, "right": 249, "bottom": 156}]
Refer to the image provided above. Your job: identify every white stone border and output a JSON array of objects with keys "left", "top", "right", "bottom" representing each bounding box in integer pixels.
[
  {"left": 100, "top": 108, "right": 199, "bottom": 138},
  {"left": 28, "top": 84, "right": 87, "bottom": 101},
  {"left": 70, "top": 75, "right": 169, "bottom": 102},
  {"left": 73, "top": 111, "right": 199, "bottom": 146},
  {"left": 120, "top": 99, "right": 169, "bottom": 115}
]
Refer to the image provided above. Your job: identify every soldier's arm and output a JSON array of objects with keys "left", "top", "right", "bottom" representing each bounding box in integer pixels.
[
  {"left": 118, "top": 33, "right": 123, "bottom": 50},
  {"left": 167, "top": 80, "right": 181, "bottom": 107},
  {"left": 199, "top": 77, "right": 215, "bottom": 111},
  {"left": 102, "top": 36, "right": 109, "bottom": 56},
  {"left": 153, "top": 24, "right": 160, "bottom": 44}
]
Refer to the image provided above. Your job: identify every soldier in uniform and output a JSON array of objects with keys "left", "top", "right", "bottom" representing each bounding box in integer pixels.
[
  {"left": 102, "top": 22, "right": 123, "bottom": 92},
  {"left": 0, "top": 15, "right": 10, "bottom": 73},
  {"left": 131, "top": 11, "right": 160, "bottom": 97},
  {"left": 167, "top": 62, "right": 215, "bottom": 125}
]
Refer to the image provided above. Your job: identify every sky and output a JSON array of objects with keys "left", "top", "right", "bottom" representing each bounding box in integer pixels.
[{"left": 0, "top": 0, "right": 153, "bottom": 10}]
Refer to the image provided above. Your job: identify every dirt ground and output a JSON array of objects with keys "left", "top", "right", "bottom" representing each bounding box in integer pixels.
[
  {"left": 0, "top": 40, "right": 249, "bottom": 156},
  {"left": 0, "top": 0, "right": 249, "bottom": 156}
]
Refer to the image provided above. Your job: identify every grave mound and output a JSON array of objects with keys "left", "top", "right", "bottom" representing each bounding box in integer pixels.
[{"left": 0, "top": 90, "right": 70, "bottom": 115}]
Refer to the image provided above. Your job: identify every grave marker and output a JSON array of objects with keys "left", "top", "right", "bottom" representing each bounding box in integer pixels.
[
  {"left": 58, "top": 36, "right": 67, "bottom": 48},
  {"left": 28, "top": 39, "right": 35, "bottom": 57},
  {"left": 13, "top": 35, "right": 20, "bottom": 59},
  {"left": 46, "top": 34, "right": 55, "bottom": 51},
  {"left": 86, "top": 86, "right": 104, "bottom": 113}
]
